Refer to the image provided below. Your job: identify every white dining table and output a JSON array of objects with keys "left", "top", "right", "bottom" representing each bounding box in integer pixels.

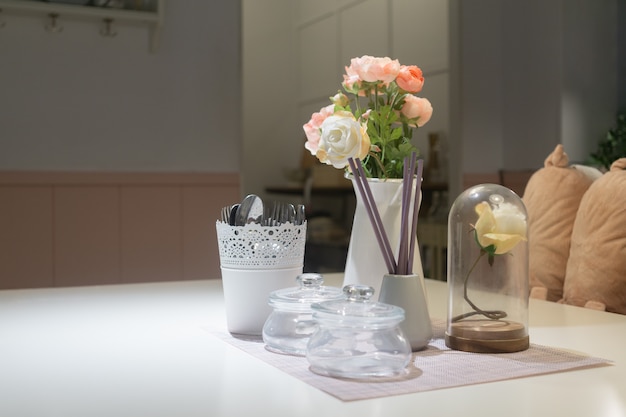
[{"left": 0, "top": 273, "right": 624, "bottom": 417}]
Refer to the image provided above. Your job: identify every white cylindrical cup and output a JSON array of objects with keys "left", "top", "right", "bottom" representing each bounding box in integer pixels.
[{"left": 221, "top": 266, "right": 303, "bottom": 336}]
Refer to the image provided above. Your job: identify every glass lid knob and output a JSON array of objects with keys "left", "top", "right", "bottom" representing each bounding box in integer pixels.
[
  {"left": 343, "top": 285, "right": 374, "bottom": 302},
  {"left": 297, "top": 273, "right": 324, "bottom": 289}
]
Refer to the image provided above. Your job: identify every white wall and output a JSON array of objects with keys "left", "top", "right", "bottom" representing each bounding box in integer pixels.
[
  {"left": 561, "top": 0, "right": 618, "bottom": 163},
  {"left": 0, "top": 1, "right": 241, "bottom": 172},
  {"left": 241, "top": 0, "right": 298, "bottom": 200},
  {"left": 455, "top": 0, "right": 619, "bottom": 179},
  {"left": 454, "top": 0, "right": 505, "bottom": 176}
]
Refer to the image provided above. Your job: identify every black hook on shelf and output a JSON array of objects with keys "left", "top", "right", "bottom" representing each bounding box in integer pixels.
[
  {"left": 100, "top": 17, "right": 117, "bottom": 37},
  {"left": 45, "top": 13, "right": 63, "bottom": 33}
]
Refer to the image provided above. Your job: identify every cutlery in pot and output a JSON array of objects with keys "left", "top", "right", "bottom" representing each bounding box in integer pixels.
[{"left": 235, "top": 194, "right": 264, "bottom": 226}]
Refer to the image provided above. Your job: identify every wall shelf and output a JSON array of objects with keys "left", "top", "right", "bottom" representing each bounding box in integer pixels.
[{"left": 0, "top": 0, "right": 164, "bottom": 52}]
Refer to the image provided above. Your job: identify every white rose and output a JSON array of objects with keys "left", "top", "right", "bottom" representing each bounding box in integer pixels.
[{"left": 316, "top": 112, "right": 370, "bottom": 169}]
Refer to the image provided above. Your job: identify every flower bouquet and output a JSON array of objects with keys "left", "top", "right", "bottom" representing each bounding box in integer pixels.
[
  {"left": 302, "top": 55, "right": 433, "bottom": 296},
  {"left": 303, "top": 55, "right": 433, "bottom": 179}
]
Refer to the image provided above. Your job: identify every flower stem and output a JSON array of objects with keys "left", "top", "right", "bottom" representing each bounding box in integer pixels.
[
  {"left": 368, "top": 152, "right": 386, "bottom": 176},
  {"left": 451, "top": 250, "right": 508, "bottom": 322}
]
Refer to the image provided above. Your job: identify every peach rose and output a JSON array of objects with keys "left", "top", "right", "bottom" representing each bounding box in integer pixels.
[
  {"left": 303, "top": 104, "right": 335, "bottom": 154},
  {"left": 401, "top": 95, "right": 433, "bottom": 127},
  {"left": 342, "top": 65, "right": 362, "bottom": 93},
  {"left": 316, "top": 111, "right": 370, "bottom": 169},
  {"left": 348, "top": 55, "right": 400, "bottom": 84},
  {"left": 396, "top": 65, "right": 424, "bottom": 93}
]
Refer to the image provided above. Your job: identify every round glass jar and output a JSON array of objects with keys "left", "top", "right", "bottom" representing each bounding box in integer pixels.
[
  {"left": 306, "top": 285, "right": 411, "bottom": 379},
  {"left": 446, "top": 183, "right": 529, "bottom": 353},
  {"left": 262, "top": 273, "right": 343, "bottom": 356}
]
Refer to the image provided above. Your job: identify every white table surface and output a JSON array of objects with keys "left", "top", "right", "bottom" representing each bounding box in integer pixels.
[{"left": 0, "top": 273, "right": 624, "bottom": 417}]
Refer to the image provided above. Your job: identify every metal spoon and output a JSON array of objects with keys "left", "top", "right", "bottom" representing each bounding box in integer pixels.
[
  {"left": 287, "top": 204, "right": 296, "bottom": 224},
  {"left": 295, "top": 204, "right": 306, "bottom": 225},
  {"left": 228, "top": 204, "right": 240, "bottom": 225},
  {"left": 234, "top": 194, "right": 264, "bottom": 226}
]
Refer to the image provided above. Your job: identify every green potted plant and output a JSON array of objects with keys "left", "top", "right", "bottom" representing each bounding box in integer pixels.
[{"left": 589, "top": 112, "right": 626, "bottom": 170}]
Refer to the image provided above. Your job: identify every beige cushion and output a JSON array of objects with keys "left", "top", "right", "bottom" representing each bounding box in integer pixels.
[
  {"left": 562, "top": 158, "right": 626, "bottom": 314},
  {"left": 522, "top": 145, "right": 601, "bottom": 301}
]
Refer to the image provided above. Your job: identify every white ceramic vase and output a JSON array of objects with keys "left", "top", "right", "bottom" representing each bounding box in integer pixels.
[{"left": 343, "top": 175, "right": 424, "bottom": 300}]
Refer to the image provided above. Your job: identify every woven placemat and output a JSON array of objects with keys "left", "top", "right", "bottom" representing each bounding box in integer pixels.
[{"left": 207, "top": 319, "right": 611, "bottom": 401}]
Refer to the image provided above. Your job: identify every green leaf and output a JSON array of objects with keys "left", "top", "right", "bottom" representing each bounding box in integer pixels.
[
  {"left": 390, "top": 127, "right": 403, "bottom": 141},
  {"left": 590, "top": 112, "right": 626, "bottom": 170}
]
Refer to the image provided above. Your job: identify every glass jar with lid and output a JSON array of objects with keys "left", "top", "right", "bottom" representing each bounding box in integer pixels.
[
  {"left": 446, "top": 183, "right": 529, "bottom": 353},
  {"left": 306, "top": 285, "right": 412, "bottom": 379},
  {"left": 262, "top": 273, "right": 343, "bottom": 356}
]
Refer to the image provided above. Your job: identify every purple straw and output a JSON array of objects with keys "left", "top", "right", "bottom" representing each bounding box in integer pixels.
[
  {"left": 397, "top": 157, "right": 409, "bottom": 274},
  {"left": 408, "top": 158, "right": 424, "bottom": 273},
  {"left": 398, "top": 153, "right": 417, "bottom": 274},
  {"left": 348, "top": 158, "right": 396, "bottom": 274},
  {"left": 354, "top": 159, "right": 397, "bottom": 273}
]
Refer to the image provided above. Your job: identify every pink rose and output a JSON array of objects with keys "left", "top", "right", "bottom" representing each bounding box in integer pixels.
[
  {"left": 348, "top": 55, "right": 400, "bottom": 84},
  {"left": 342, "top": 65, "right": 362, "bottom": 93},
  {"left": 396, "top": 65, "right": 424, "bottom": 93},
  {"left": 303, "top": 123, "right": 320, "bottom": 153},
  {"left": 303, "top": 104, "right": 335, "bottom": 154},
  {"left": 401, "top": 96, "right": 433, "bottom": 127}
]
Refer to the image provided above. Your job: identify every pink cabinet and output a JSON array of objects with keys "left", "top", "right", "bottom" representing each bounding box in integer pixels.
[{"left": 0, "top": 172, "right": 240, "bottom": 289}]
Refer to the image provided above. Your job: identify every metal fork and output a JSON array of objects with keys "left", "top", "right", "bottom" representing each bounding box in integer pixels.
[
  {"left": 261, "top": 201, "right": 301, "bottom": 226},
  {"left": 265, "top": 201, "right": 287, "bottom": 226},
  {"left": 220, "top": 205, "right": 231, "bottom": 223},
  {"left": 262, "top": 202, "right": 277, "bottom": 226},
  {"left": 272, "top": 201, "right": 284, "bottom": 226}
]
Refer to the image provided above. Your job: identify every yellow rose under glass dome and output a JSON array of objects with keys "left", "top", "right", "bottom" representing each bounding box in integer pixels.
[{"left": 445, "top": 184, "right": 530, "bottom": 353}]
